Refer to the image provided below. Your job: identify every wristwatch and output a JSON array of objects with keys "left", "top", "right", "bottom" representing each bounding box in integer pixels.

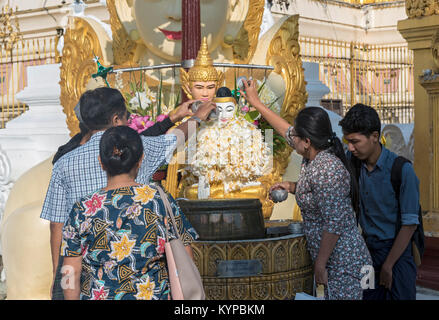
[{"left": 189, "top": 115, "right": 202, "bottom": 125}]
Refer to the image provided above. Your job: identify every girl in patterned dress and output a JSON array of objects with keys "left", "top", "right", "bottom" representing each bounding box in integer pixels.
[{"left": 241, "top": 80, "right": 372, "bottom": 300}]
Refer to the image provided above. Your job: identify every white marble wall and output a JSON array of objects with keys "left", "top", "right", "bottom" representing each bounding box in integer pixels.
[{"left": 0, "top": 63, "right": 70, "bottom": 251}]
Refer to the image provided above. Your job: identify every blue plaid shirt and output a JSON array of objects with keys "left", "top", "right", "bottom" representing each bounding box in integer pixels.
[{"left": 40, "top": 131, "right": 177, "bottom": 223}]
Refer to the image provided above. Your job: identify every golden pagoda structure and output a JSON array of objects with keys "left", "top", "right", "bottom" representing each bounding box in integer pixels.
[{"left": 398, "top": 0, "right": 439, "bottom": 289}]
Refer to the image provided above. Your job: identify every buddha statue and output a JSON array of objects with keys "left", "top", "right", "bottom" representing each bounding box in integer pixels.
[
  {"left": 177, "top": 40, "right": 273, "bottom": 216},
  {"left": 61, "top": 2, "right": 307, "bottom": 218}
]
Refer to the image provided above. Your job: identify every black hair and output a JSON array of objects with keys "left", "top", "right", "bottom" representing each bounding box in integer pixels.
[
  {"left": 295, "top": 107, "right": 359, "bottom": 214},
  {"left": 80, "top": 87, "right": 127, "bottom": 131},
  {"left": 52, "top": 122, "right": 90, "bottom": 165},
  {"left": 339, "top": 103, "right": 381, "bottom": 137},
  {"left": 99, "top": 126, "right": 144, "bottom": 177},
  {"left": 216, "top": 86, "right": 233, "bottom": 97}
]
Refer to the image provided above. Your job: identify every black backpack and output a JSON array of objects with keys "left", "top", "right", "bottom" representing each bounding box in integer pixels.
[{"left": 350, "top": 155, "right": 425, "bottom": 266}]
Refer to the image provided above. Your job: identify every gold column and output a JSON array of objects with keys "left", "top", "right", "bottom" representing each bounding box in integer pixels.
[
  {"left": 398, "top": 9, "right": 439, "bottom": 236},
  {"left": 419, "top": 76, "right": 439, "bottom": 237}
]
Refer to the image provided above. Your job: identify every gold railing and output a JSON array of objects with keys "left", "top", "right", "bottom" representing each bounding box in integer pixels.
[
  {"left": 0, "top": 36, "right": 57, "bottom": 128},
  {"left": 299, "top": 36, "right": 414, "bottom": 124},
  {"left": 328, "top": 0, "right": 403, "bottom": 4}
]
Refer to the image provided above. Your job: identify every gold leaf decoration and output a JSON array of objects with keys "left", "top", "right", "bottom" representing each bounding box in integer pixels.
[
  {"left": 267, "top": 15, "right": 308, "bottom": 125},
  {"left": 106, "top": 0, "right": 137, "bottom": 65},
  {"left": 233, "top": 0, "right": 265, "bottom": 64},
  {"left": 406, "top": 0, "right": 439, "bottom": 18},
  {"left": 60, "top": 17, "right": 105, "bottom": 136}
]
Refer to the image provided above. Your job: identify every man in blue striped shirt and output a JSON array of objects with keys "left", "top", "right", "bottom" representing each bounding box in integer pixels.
[
  {"left": 41, "top": 87, "right": 215, "bottom": 299},
  {"left": 340, "top": 104, "right": 419, "bottom": 300}
]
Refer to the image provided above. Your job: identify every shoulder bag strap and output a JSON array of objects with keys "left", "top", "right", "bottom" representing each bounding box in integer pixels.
[{"left": 155, "top": 184, "right": 181, "bottom": 240}]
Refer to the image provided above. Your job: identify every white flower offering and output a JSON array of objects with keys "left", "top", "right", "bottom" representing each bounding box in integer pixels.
[{"left": 187, "top": 116, "right": 272, "bottom": 194}]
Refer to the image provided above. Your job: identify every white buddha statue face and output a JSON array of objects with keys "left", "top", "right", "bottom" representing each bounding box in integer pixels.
[
  {"left": 216, "top": 100, "right": 236, "bottom": 123},
  {"left": 132, "top": 0, "right": 244, "bottom": 62}
]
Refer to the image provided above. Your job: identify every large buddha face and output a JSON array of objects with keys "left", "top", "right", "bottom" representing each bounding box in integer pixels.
[{"left": 133, "top": 0, "right": 230, "bottom": 62}]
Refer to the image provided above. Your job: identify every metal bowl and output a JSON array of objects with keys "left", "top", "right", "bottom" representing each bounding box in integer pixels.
[
  {"left": 288, "top": 222, "right": 303, "bottom": 235},
  {"left": 270, "top": 189, "right": 288, "bottom": 203},
  {"left": 177, "top": 199, "right": 265, "bottom": 241}
]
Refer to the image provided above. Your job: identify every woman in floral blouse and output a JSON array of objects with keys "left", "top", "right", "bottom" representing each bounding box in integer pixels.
[
  {"left": 60, "top": 126, "right": 198, "bottom": 300},
  {"left": 241, "top": 80, "right": 372, "bottom": 300}
]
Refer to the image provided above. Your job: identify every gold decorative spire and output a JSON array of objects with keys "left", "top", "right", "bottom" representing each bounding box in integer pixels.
[
  {"left": 194, "top": 37, "right": 213, "bottom": 67},
  {"left": 180, "top": 37, "right": 224, "bottom": 99}
]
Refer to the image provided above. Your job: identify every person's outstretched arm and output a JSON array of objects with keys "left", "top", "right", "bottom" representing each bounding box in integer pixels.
[
  {"left": 140, "top": 100, "right": 194, "bottom": 136},
  {"left": 240, "top": 79, "right": 291, "bottom": 139},
  {"left": 171, "top": 100, "right": 217, "bottom": 147}
]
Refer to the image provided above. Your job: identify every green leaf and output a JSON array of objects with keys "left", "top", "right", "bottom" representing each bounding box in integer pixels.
[
  {"left": 268, "top": 95, "right": 281, "bottom": 109},
  {"left": 173, "top": 90, "right": 181, "bottom": 109},
  {"left": 125, "top": 102, "right": 136, "bottom": 115},
  {"left": 129, "top": 82, "right": 136, "bottom": 94},
  {"left": 157, "top": 76, "right": 163, "bottom": 117},
  {"left": 248, "top": 110, "right": 260, "bottom": 120},
  {"left": 257, "top": 79, "right": 266, "bottom": 94}
]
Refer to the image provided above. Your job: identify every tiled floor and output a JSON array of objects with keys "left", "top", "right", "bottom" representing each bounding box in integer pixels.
[{"left": 416, "top": 286, "right": 439, "bottom": 300}]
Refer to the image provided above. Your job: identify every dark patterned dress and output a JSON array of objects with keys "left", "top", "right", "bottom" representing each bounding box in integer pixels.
[
  {"left": 61, "top": 184, "right": 198, "bottom": 300},
  {"left": 287, "top": 129, "right": 372, "bottom": 299}
]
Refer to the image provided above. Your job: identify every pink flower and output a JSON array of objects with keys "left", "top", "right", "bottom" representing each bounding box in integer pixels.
[
  {"left": 128, "top": 122, "right": 139, "bottom": 132},
  {"left": 156, "top": 114, "right": 168, "bottom": 122},
  {"left": 133, "top": 116, "right": 144, "bottom": 128},
  {"left": 144, "top": 120, "right": 155, "bottom": 129},
  {"left": 241, "top": 105, "right": 250, "bottom": 113},
  {"left": 253, "top": 120, "right": 259, "bottom": 126},
  {"left": 157, "top": 236, "right": 166, "bottom": 254},
  {"left": 81, "top": 244, "right": 88, "bottom": 257},
  {"left": 91, "top": 286, "right": 109, "bottom": 300},
  {"left": 83, "top": 193, "right": 106, "bottom": 216}
]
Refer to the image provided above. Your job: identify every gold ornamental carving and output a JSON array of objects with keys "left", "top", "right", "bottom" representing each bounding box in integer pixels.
[
  {"left": 191, "top": 235, "right": 313, "bottom": 300},
  {"left": 60, "top": 17, "right": 105, "bottom": 136},
  {"left": 0, "top": 4, "right": 22, "bottom": 53},
  {"left": 406, "top": 0, "right": 439, "bottom": 18},
  {"left": 106, "top": 0, "right": 137, "bottom": 65},
  {"left": 432, "top": 30, "right": 439, "bottom": 71},
  {"left": 267, "top": 15, "right": 307, "bottom": 125},
  {"left": 232, "top": 0, "right": 265, "bottom": 64}
]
